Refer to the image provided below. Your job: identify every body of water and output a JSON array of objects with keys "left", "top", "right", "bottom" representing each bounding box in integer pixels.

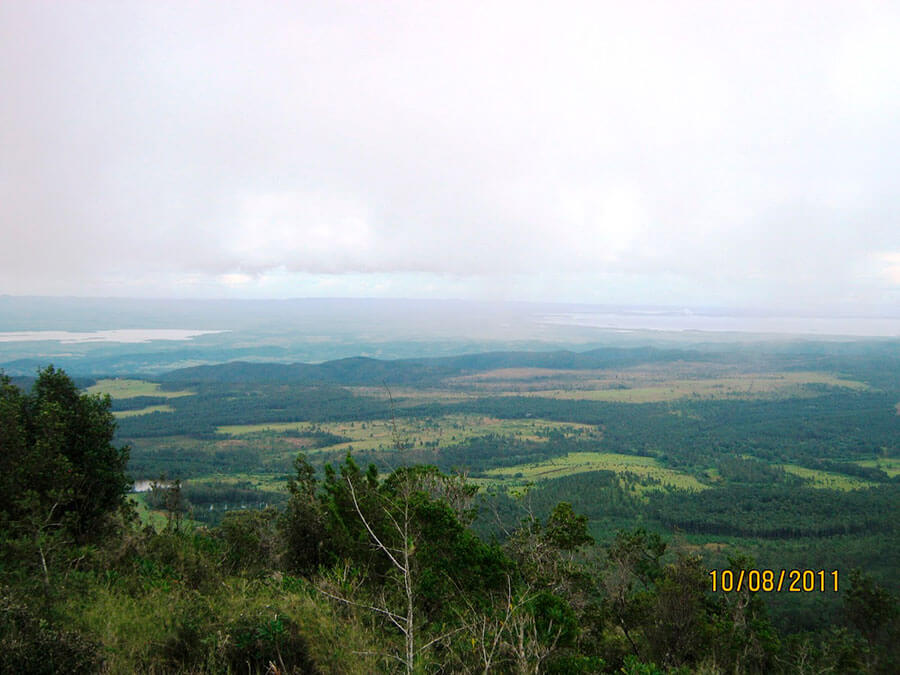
[
  {"left": 538, "top": 312, "right": 900, "bottom": 337},
  {"left": 0, "top": 329, "right": 227, "bottom": 344},
  {"left": 132, "top": 479, "right": 173, "bottom": 493}
]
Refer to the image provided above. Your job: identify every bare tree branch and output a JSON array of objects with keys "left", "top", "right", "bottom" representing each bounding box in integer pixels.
[
  {"left": 345, "top": 476, "right": 406, "bottom": 574},
  {"left": 314, "top": 585, "right": 407, "bottom": 629}
]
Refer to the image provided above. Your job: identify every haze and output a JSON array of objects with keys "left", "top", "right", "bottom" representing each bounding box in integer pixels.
[{"left": 2, "top": 1, "right": 899, "bottom": 315}]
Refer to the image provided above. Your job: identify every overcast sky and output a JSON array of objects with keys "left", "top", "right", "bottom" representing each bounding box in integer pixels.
[{"left": 1, "top": 1, "right": 898, "bottom": 313}]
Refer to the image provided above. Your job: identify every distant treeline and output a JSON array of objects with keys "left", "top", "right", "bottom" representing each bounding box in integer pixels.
[
  {"left": 156, "top": 347, "right": 708, "bottom": 385},
  {"left": 648, "top": 485, "right": 900, "bottom": 538}
]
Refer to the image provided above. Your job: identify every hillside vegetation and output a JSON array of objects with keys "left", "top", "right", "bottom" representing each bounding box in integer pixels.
[{"left": 3, "top": 343, "right": 899, "bottom": 672}]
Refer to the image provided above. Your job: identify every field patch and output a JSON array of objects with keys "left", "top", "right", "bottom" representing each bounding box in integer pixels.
[
  {"left": 348, "top": 386, "right": 476, "bottom": 405},
  {"left": 185, "top": 473, "right": 288, "bottom": 491},
  {"left": 88, "top": 378, "right": 194, "bottom": 399},
  {"left": 448, "top": 365, "right": 867, "bottom": 400},
  {"left": 452, "top": 367, "right": 598, "bottom": 382},
  {"left": 781, "top": 465, "right": 877, "bottom": 490},
  {"left": 494, "top": 372, "right": 868, "bottom": 403},
  {"left": 128, "top": 494, "right": 173, "bottom": 531},
  {"left": 113, "top": 404, "right": 175, "bottom": 419},
  {"left": 485, "top": 451, "right": 708, "bottom": 492},
  {"left": 856, "top": 458, "right": 900, "bottom": 478},
  {"left": 218, "top": 415, "right": 598, "bottom": 454}
]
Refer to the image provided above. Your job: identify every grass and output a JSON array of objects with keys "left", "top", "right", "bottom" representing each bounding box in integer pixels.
[
  {"left": 780, "top": 464, "right": 877, "bottom": 490},
  {"left": 484, "top": 451, "right": 708, "bottom": 492},
  {"left": 87, "top": 378, "right": 194, "bottom": 399},
  {"left": 113, "top": 404, "right": 175, "bottom": 419},
  {"left": 67, "top": 575, "right": 378, "bottom": 674},
  {"left": 129, "top": 494, "right": 170, "bottom": 531},
  {"left": 185, "top": 473, "right": 290, "bottom": 492},
  {"left": 348, "top": 386, "right": 476, "bottom": 405},
  {"left": 856, "top": 457, "right": 900, "bottom": 478},
  {"left": 217, "top": 415, "right": 598, "bottom": 454},
  {"left": 495, "top": 372, "right": 869, "bottom": 403}
]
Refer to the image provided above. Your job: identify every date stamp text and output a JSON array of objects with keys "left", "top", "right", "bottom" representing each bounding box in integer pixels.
[{"left": 709, "top": 569, "right": 839, "bottom": 593}]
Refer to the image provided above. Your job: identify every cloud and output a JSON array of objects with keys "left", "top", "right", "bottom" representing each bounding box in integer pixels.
[
  {"left": 880, "top": 253, "right": 900, "bottom": 285},
  {"left": 219, "top": 273, "right": 253, "bottom": 287},
  {"left": 0, "top": 1, "right": 898, "bottom": 313},
  {"left": 831, "top": 14, "right": 900, "bottom": 117},
  {"left": 223, "top": 190, "right": 375, "bottom": 273}
]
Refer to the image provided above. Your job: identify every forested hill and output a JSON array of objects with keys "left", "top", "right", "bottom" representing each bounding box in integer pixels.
[{"left": 158, "top": 347, "right": 707, "bottom": 385}]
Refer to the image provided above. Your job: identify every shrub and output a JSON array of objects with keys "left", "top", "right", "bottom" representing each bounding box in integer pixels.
[
  {"left": 226, "top": 612, "right": 319, "bottom": 674},
  {"left": 0, "top": 593, "right": 100, "bottom": 674}
]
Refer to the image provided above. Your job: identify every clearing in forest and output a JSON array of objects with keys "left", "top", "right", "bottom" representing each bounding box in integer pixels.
[
  {"left": 485, "top": 451, "right": 708, "bottom": 491},
  {"left": 854, "top": 458, "right": 900, "bottom": 478},
  {"left": 501, "top": 372, "right": 868, "bottom": 403},
  {"left": 217, "top": 415, "right": 598, "bottom": 453},
  {"left": 113, "top": 404, "right": 175, "bottom": 418},
  {"left": 87, "top": 378, "right": 194, "bottom": 399},
  {"left": 780, "top": 464, "right": 877, "bottom": 490},
  {"left": 448, "top": 366, "right": 867, "bottom": 402}
]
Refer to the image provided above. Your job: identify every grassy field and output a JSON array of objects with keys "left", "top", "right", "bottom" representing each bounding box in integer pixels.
[
  {"left": 88, "top": 378, "right": 194, "bottom": 399},
  {"left": 348, "top": 386, "right": 477, "bottom": 405},
  {"left": 113, "top": 404, "right": 175, "bottom": 419},
  {"left": 128, "top": 493, "right": 170, "bottom": 531},
  {"left": 218, "top": 415, "right": 599, "bottom": 454},
  {"left": 484, "top": 451, "right": 708, "bottom": 492},
  {"left": 856, "top": 457, "right": 900, "bottom": 478},
  {"left": 780, "top": 464, "right": 877, "bottom": 490},
  {"left": 185, "top": 473, "right": 289, "bottom": 492},
  {"left": 491, "top": 372, "right": 869, "bottom": 403}
]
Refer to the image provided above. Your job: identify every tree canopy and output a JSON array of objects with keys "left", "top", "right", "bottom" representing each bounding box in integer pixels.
[{"left": 0, "top": 366, "right": 130, "bottom": 542}]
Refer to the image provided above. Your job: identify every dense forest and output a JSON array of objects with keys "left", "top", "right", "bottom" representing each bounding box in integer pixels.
[{"left": 2, "top": 366, "right": 899, "bottom": 673}]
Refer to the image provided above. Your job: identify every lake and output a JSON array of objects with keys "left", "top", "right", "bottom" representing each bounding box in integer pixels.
[{"left": 0, "top": 329, "right": 227, "bottom": 344}]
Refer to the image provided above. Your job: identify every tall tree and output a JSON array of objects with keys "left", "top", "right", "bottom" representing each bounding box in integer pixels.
[
  {"left": 315, "top": 458, "right": 507, "bottom": 673},
  {"left": 0, "top": 367, "right": 131, "bottom": 543}
]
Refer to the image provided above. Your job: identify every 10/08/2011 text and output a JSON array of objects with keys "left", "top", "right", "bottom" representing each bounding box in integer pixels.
[{"left": 710, "top": 569, "right": 839, "bottom": 593}]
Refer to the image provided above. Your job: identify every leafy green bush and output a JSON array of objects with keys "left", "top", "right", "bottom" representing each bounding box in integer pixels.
[
  {"left": 0, "top": 593, "right": 100, "bottom": 674},
  {"left": 226, "top": 612, "right": 319, "bottom": 674},
  {"left": 220, "top": 508, "right": 281, "bottom": 575},
  {"left": 160, "top": 598, "right": 214, "bottom": 671}
]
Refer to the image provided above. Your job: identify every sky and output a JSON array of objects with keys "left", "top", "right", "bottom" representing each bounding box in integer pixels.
[{"left": 1, "top": 1, "right": 899, "bottom": 314}]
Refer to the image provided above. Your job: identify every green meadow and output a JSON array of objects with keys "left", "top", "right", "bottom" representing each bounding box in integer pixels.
[
  {"left": 113, "top": 404, "right": 175, "bottom": 418},
  {"left": 856, "top": 457, "right": 900, "bottom": 477},
  {"left": 485, "top": 451, "right": 708, "bottom": 492},
  {"left": 780, "top": 464, "right": 877, "bottom": 490},
  {"left": 501, "top": 372, "right": 868, "bottom": 403},
  {"left": 88, "top": 378, "right": 194, "bottom": 399},
  {"left": 218, "top": 415, "right": 599, "bottom": 454}
]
